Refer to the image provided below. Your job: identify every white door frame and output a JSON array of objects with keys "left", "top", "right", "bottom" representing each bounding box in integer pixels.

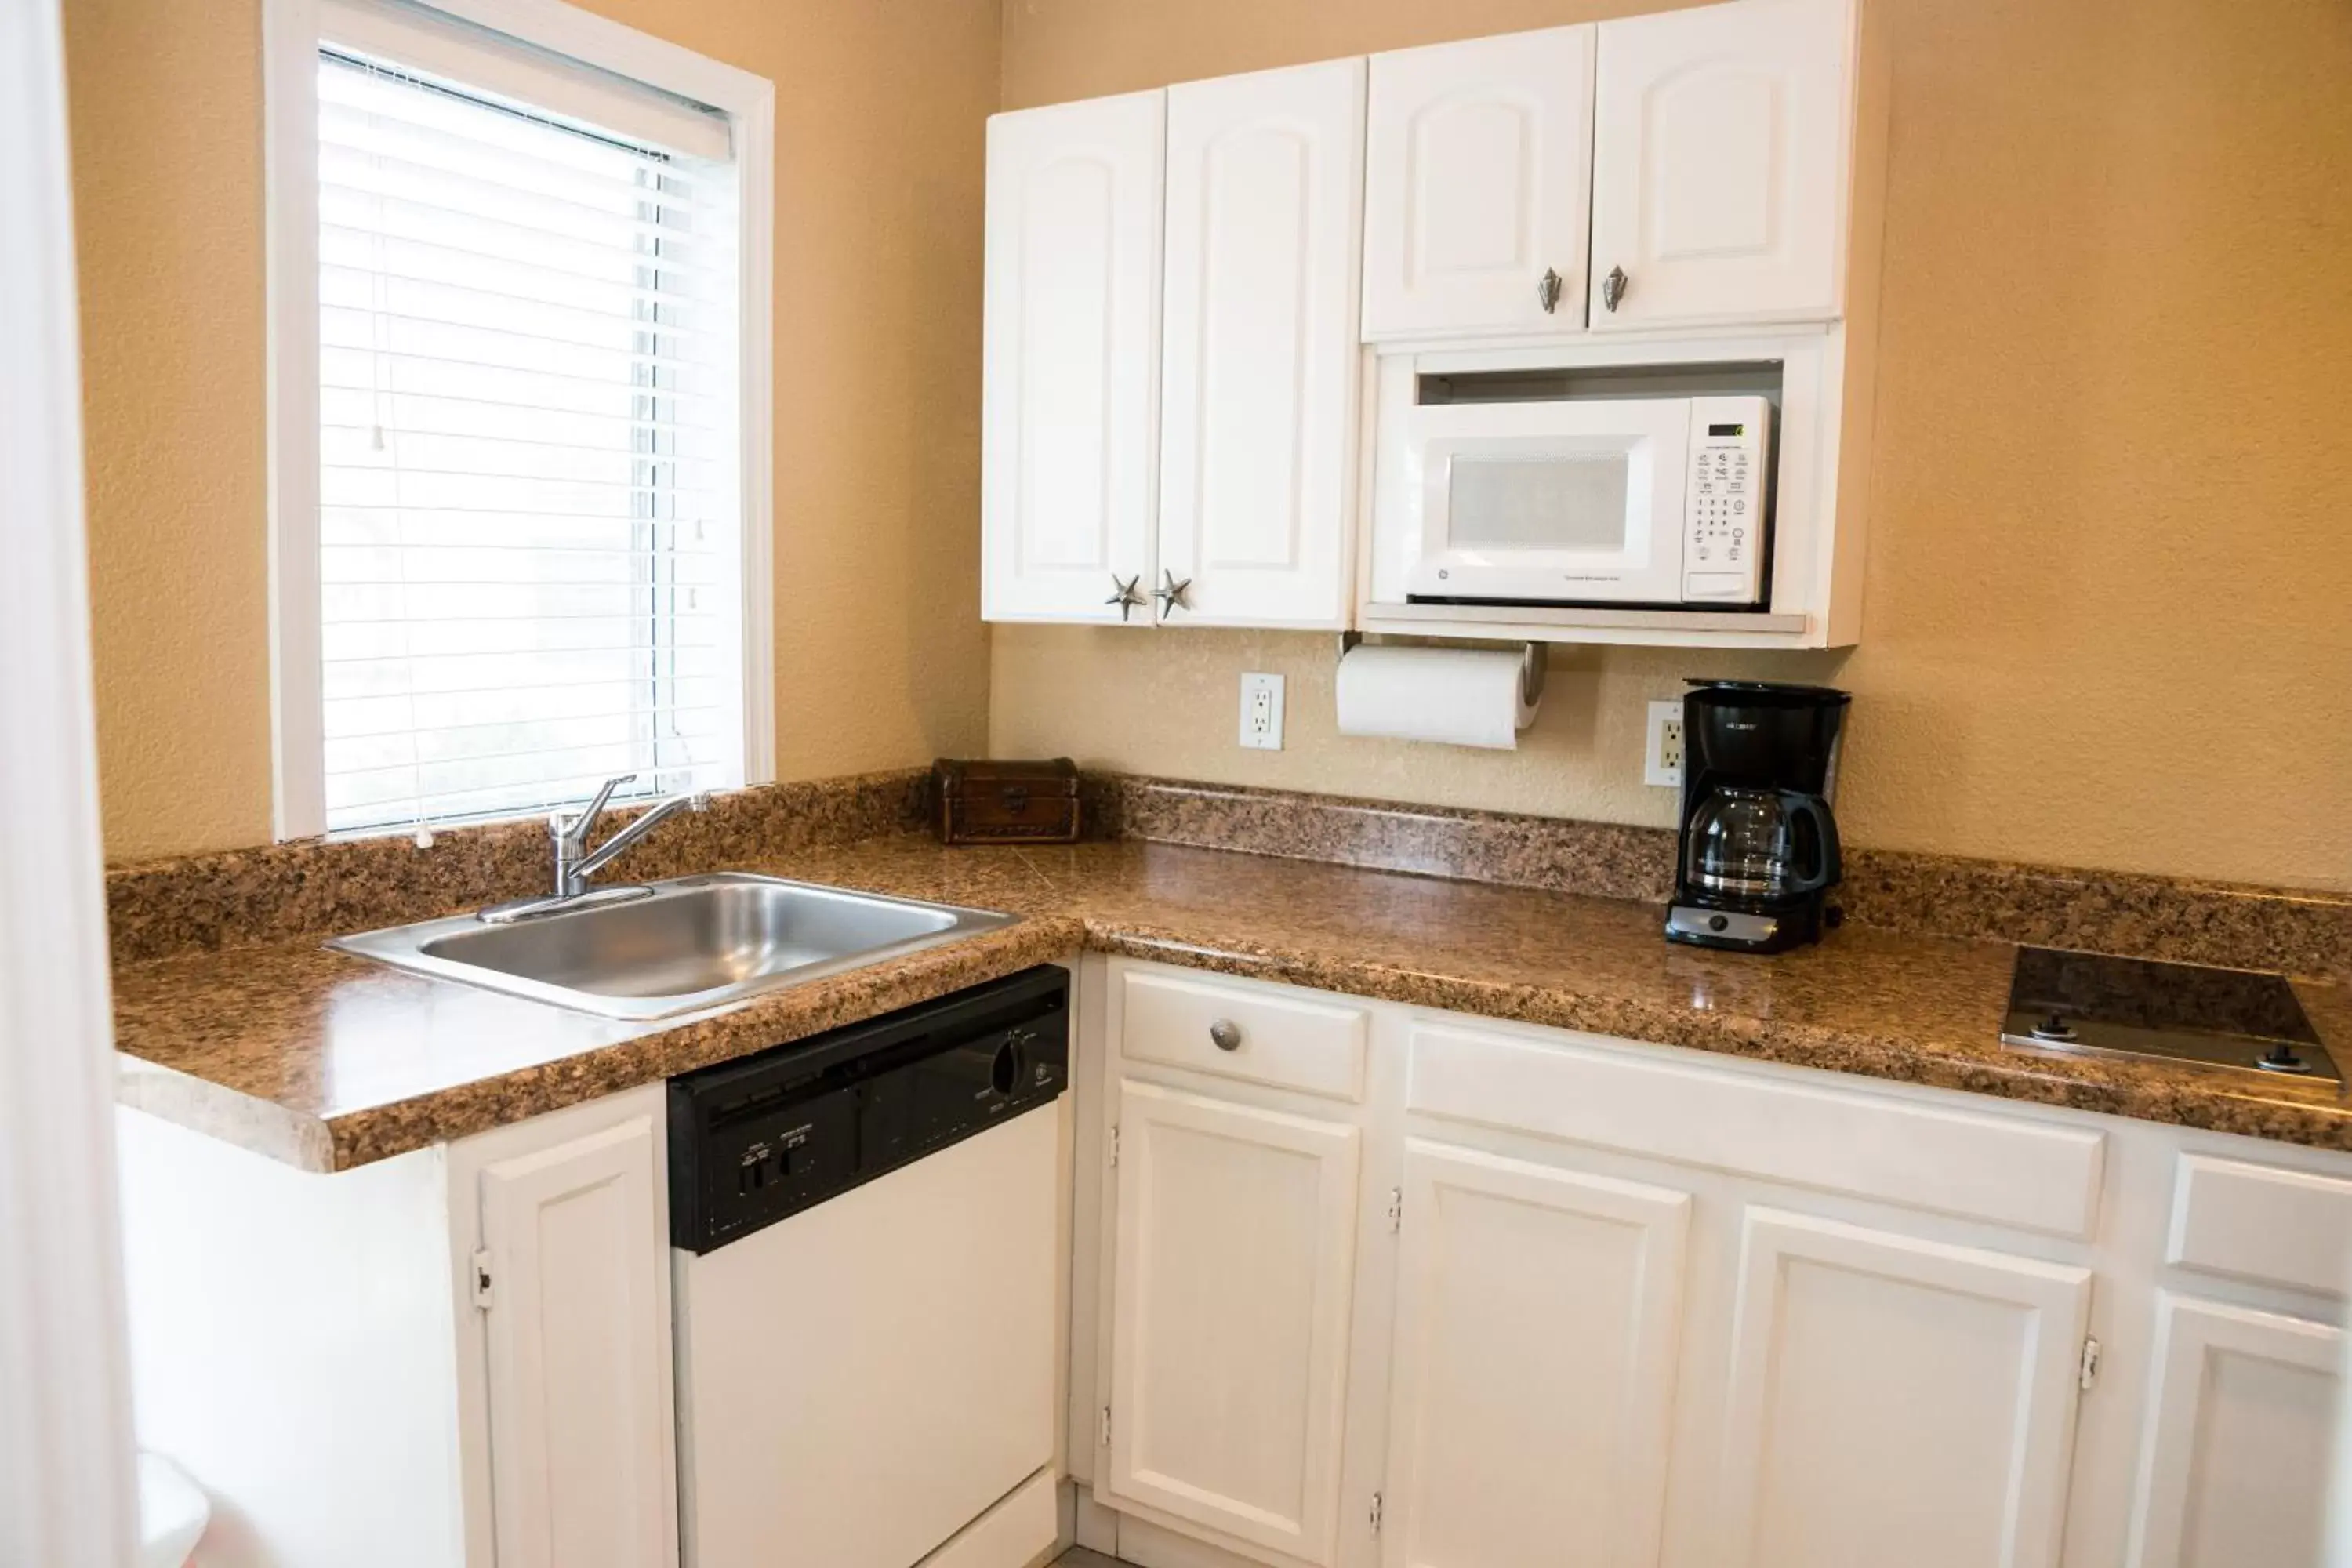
[{"left": 0, "top": 1, "right": 138, "bottom": 1563}]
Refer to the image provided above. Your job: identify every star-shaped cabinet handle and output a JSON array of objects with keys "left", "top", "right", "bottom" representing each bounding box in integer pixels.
[
  {"left": 1153, "top": 569, "right": 1192, "bottom": 614},
  {"left": 1103, "top": 574, "right": 1145, "bottom": 622}
]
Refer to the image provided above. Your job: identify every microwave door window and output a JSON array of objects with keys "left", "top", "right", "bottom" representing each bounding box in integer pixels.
[{"left": 1449, "top": 452, "right": 1632, "bottom": 554}]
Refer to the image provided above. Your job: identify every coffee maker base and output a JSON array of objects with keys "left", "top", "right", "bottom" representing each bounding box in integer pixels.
[{"left": 1665, "top": 901, "right": 1827, "bottom": 954}]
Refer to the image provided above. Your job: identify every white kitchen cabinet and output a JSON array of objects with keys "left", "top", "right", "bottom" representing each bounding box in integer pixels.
[
  {"left": 1073, "top": 961, "right": 2352, "bottom": 1568},
  {"left": 2165, "top": 1152, "right": 2352, "bottom": 1298},
  {"left": 986, "top": 65, "right": 1361, "bottom": 633},
  {"left": 1588, "top": 0, "right": 1856, "bottom": 330},
  {"left": 985, "top": 0, "right": 1889, "bottom": 643},
  {"left": 1104, "top": 1077, "right": 1363, "bottom": 1565},
  {"left": 982, "top": 90, "right": 1165, "bottom": 624},
  {"left": 114, "top": 1086, "right": 678, "bottom": 1568},
  {"left": 1359, "top": 25, "right": 1595, "bottom": 342},
  {"left": 2124, "top": 1294, "right": 2343, "bottom": 1568},
  {"left": 470, "top": 1112, "right": 675, "bottom": 1568},
  {"left": 1381, "top": 1138, "right": 1690, "bottom": 1568},
  {"left": 1156, "top": 60, "right": 1365, "bottom": 629},
  {"left": 1713, "top": 1207, "right": 2092, "bottom": 1568}
]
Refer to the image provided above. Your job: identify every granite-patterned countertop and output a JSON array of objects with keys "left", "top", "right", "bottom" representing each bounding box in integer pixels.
[{"left": 112, "top": 833, "right": 2352, "bottom": 1171}]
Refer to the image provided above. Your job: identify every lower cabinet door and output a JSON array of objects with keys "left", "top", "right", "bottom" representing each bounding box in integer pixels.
[
  {"left": 1381, "top": 1139, "right": 1691, "bottom": 1568},
  {"left": 477, "top": 1112, "right": 674, "bottom": 1568},
  {"left": 1714, "top": 1208, "right": 2092, "bottom": 1568},
  {"left": 2125, "top": 1293, "right": 2343, "bottom": 1568},
  {"left": 1105, "top": 1079, "right": 1363, "bottom": 1565}
]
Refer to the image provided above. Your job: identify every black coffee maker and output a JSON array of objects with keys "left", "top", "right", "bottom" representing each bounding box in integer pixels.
[{"left": 1665, "top": 681, "right": 1850, "bottom": 953}]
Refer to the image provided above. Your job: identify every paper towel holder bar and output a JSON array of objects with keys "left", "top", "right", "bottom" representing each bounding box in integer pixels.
[{"left": 1337, "top": 631, "right": 1547, "bottom": 707}]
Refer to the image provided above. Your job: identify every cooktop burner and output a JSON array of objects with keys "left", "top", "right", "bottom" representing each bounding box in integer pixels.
[{"left": 2001, "top": 947, "right": 2339, "bottom": 1087}]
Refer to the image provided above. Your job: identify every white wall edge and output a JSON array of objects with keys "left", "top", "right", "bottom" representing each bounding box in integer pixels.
[{"left": 0, "top": 0, "right": 139, "bottom": 1559}]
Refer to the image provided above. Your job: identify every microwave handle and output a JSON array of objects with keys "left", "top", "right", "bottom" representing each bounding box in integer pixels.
[{"left": 1779, "top": 791, "right": 1842, "bottom": 894}]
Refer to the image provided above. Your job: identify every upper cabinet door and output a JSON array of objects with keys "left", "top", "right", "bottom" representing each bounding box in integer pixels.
[
  {"left": 1156, "top": 60, "right": 1365, "bottom": 630},
  {"left": 982, "top": 92, "right": 1164, "bottom": 624},
  {"left": 1361, "top": 26, "right": 1595, "bottom": 342},
  {"left": 1589, "top": 0, "right": 1853, "bottom": 330}
]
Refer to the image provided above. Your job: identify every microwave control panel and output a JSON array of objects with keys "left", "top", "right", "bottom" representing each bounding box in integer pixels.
[{"left": 1682, "top": 396, "right": 1773, "bottom": 604}]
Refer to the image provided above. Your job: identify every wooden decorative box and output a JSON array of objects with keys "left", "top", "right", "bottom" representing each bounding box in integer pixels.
[{"left": 933, "top": 757, "right": 1082, "bottom": 845}]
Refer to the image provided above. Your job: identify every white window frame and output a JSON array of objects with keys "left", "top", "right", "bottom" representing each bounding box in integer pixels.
[{"left": 263, "top": 0, "right": 775, "bottom": 840}]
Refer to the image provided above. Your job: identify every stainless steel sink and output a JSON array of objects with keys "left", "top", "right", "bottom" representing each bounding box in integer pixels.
[{"left": 328, "top": 873, "right": 1015, "bottom": 1021}]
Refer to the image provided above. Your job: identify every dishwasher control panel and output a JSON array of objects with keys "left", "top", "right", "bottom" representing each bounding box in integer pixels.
[{"left": 667, "top": 964, "right": 1069, "bottom": 1254}]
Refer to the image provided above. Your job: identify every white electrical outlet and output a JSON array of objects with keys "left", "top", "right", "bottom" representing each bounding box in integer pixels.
[
  {"left": 1644, "top": 700, "right": 1685, "bottom": 787},
  {"left": 1240, "top": 672, "right": 1285, "bottom": 750}
]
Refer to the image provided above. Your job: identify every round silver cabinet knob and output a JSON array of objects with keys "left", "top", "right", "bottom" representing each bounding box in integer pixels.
[{"left": 1207, "top": 1018, "right": 1243, "bottom": 1052}]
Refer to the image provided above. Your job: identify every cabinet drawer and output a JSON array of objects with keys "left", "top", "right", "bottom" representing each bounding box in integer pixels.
[
  {"left": 1119, "top": 968, "right": 1370, "bottom": 1102},
  {"left": 2167, "top": 1154, "right": 2352, "bottom": 1298},
  {"left": 1407, "top": 1022, "right": 2106, "bottom": 1237}
]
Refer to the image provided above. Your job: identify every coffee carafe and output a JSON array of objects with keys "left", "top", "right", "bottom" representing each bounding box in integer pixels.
[{"left": 1666, "top": 681, "right": 1849, "bottom": 953}]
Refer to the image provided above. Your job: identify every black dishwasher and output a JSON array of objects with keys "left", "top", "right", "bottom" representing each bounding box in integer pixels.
[{"left": 666, "top": 963, "right": 1069, "bottom": 1254}]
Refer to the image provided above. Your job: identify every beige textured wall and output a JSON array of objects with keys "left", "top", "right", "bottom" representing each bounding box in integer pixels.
[
  {"left": 991, "top": 0, "right": 2352, "bottom": 893},
  {"left": 67, "top": 0, "right": 276, "bottom": 864},
  {"left": 65, "top": 0, "right": 999, "bottom": 862}
]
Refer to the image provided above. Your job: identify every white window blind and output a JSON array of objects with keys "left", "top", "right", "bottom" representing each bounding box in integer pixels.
[{"left": 314, "top": 44, "right": 743, "bottom": 834}]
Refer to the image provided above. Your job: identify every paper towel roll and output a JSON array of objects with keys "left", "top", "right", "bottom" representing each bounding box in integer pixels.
[{"left": 1335, "top": 644, "right": 1540, "bottom": 750}]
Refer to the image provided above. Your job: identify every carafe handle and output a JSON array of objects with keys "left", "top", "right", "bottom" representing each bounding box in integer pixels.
[{"left": 1780, "top": 791, "right": 1842, "bottom": 895}]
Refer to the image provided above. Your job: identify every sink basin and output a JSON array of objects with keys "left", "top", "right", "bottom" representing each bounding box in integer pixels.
[{"left": 328, "top": 873, "right": 1016, "bottom": 1021}]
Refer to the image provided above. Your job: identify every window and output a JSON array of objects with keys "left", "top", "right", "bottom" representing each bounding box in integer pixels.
[{"left": 269, "top": 0, "right": 773, "bottom": 837}]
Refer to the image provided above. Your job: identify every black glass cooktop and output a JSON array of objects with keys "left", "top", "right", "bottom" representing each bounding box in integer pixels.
[{"left": 2001, "top": 947, "right": 2339, "bottom": 1087}]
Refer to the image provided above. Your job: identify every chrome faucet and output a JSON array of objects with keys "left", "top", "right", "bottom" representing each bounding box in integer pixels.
[
  {"left": 481, "top": 773, "right": 710, "bottom": 924},
  {"left": 550, "top": 773, "right": 713, "bottom": 897}
]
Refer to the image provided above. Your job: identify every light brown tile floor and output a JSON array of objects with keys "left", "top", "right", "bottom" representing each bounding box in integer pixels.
[{"left": 1053, "top": 1551, "right": 1121, "bottom": 1567}]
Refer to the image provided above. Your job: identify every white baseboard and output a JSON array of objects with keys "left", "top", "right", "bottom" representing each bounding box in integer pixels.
[
  {"left": 1073, "top": 1488, "right": 1122, "bottom": 1555},
  {"left": 1107, "top": 1512, "right": 1276, "bottom": 1568}
]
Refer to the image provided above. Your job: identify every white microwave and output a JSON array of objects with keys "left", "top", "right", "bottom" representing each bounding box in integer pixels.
[{"left": 1397, "top": 394, "right": 1773, "bottom": 608}]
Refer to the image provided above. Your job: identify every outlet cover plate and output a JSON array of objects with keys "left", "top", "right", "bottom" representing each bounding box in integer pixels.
[
  {"left": 1644, "top": 700, "right": 1684, "bottom": 788},
  {"left": 1240, "top": 672, "right": 1285, "bottom": 751}
]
